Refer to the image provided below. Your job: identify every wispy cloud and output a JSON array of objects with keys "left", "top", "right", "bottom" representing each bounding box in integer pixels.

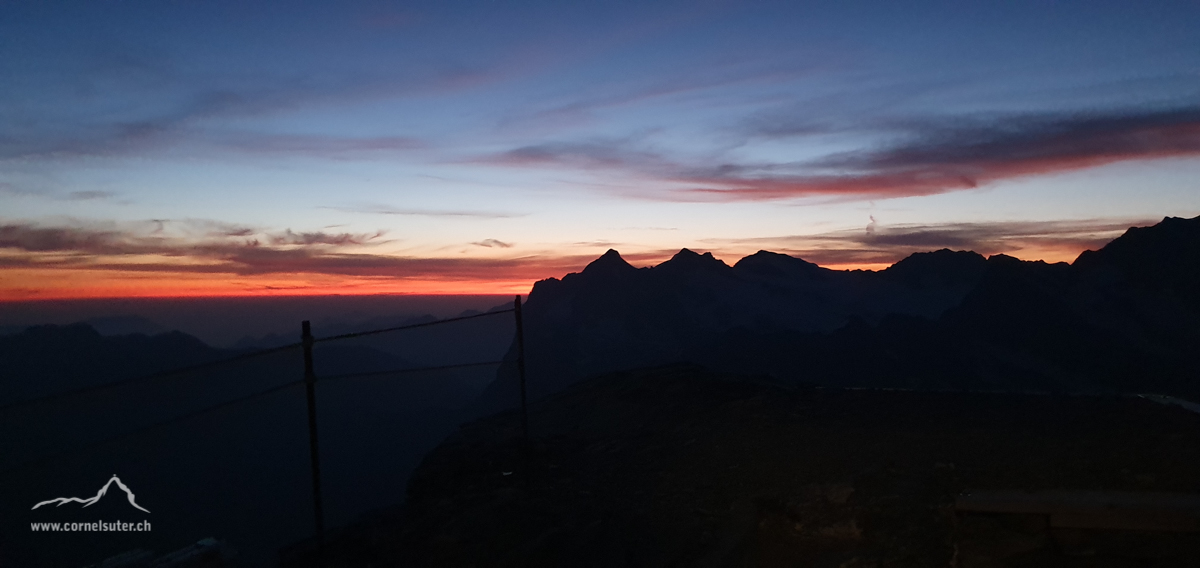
[
  {"left": 677, "top": 106, "right": 1200, "bottom": 201},
  {"left": 0, "top": 216, "right": 1170, "bottom": 292},
  {"left": 0, "top": 221, "right": 570, "bottom": 280},
  {"left": 496, "top": 56, "right": 822, "bottom": 134},
  {"left": 474, "top": 139, "right": 668, "bottom": 171},
  {"left": 322, "top": 203, "right": 522, "bottom": 219},
  {"left": 212, "top": 132, "right": 424, "bottom": 158},
  {"left": 572, "top": 240, "right": 621, "bottom": 247},
  {"left": 0, "top": 183, "right": 123, "bottom": 203},
  {"left": 65, "top": 191, "right": 118, "bottom": 201},
  {"left": 470, "top": 239, "right": 513, "bottom": 248},
  {"left": 0, "top": 123, "right": 429, "bottom": 162},
  {"left": 0, "top": 221, "right": 384, "bottom": 258},
  {"left": 268, "top": 229, "right": 386, "bottom": 246},
  {"left": 705, "top": 217, "right": 1159, "bottom": 266},
  {"left": 475, "top": 105, "right": 1200, "bottom": 203},
  {"left": 0, "top": 45, "right": 525, "bottom": 162}
]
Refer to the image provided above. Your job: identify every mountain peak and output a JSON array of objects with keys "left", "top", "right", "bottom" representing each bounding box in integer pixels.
[
  {"left": 733, "top": 250, "right": 823, "bottom": 280},
  {"left": 580, "top": 249, "right": 637, "bottom": 278},
  {"left": 883, "top": 249, "right": 987, "bottom": 288},
  {"left": 1073, "top": 214, "right": 1200, "bottom": 295},
  {"left": 741, "top": 250, "right": 815, "bottom": 264},
  {"left": 659, "top": 248, "right": 730, "bottom": 271},
  {"left": 599, "top": 248, "right": 624, "bottom": 261},
  {"left": 986, "top": 253, "right": 1022, "bottom": 264}
]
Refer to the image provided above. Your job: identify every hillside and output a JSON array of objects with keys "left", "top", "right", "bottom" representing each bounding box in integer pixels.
[{"left": 291, "top": 365, "right": 1200, "bottom": 567}]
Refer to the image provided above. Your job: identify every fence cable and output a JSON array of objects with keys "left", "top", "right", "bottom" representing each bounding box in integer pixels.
[
  {"left": 319, "top": 360, "right": 505, "bottom": 382},
  {"left": 0, "top": 343, "right": 303, "bottom": 416},
  {"left": 2, "top": 307, "right": 518, "bottom": 477},
  {"left": 1, "top": 379, "right": 306, "bottom": 478},
  {"left": 313, "top": 308, "right": 514, "bottom": 343},
  {"left": 1, "top": 309, "right": 515, "bottom": 416}
]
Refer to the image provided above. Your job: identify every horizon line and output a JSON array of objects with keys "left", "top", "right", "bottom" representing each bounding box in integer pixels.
[{"left": 0, "top": 250, "right": 1068, "bottom": 303}]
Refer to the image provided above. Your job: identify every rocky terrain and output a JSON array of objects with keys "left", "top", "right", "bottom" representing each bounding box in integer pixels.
[{"left": 288, "top": 365, "right": 1200, "bottom": 567}]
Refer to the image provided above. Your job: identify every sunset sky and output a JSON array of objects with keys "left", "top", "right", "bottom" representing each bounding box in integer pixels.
[{"left": 3, "top": 0, "right": 1199, "bottom": 299}]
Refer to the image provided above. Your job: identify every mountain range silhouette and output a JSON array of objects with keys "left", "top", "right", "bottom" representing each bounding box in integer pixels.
[
  {"left": 477, "top": 214, "right": 1200, "bottom": 414},
  {"left": 31, "top": 475, "right": 150, "bottom": 513}
]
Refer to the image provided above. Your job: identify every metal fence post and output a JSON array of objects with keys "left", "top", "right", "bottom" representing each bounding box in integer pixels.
[
  {"left": 301, "top": 321, "right": 325, "bottom": 541},
  {"left": 514, "top": 296, "right": 530, "bottom": 486}
]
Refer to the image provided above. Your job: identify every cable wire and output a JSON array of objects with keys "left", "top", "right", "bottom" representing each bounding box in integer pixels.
[
  {"left": 0, "top": 342, "right": 303, "bottom": 415},
  {"left": 1, "top": 309, "right": 515, "bottom": 415},
  {"left": 319, "top": 360, "right": 505, "bottom": 382},
  {"left": 0, "top": 379, "right": 305, "bottom": 478},
  {"left": 313, "top": 309, "right": 514, "bottom": 342},
  {"left": 1, "top": 308, "right": 517, "bottom": 475}
]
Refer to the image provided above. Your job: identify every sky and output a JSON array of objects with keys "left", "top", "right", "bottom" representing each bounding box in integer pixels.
[{"left": 2, "top": 0, "right": 1199, "bottom": 300}]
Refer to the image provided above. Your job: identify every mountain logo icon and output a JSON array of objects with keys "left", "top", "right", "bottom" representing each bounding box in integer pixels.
[{"left": 31, "top": 475, "right": 151, "bottom": 513}]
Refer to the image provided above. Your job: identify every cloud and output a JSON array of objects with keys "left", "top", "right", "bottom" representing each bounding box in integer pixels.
[
  {"left": 66, "top": 191, "right": 118, "bottom": 201},
  {"left": 0, "top": 118, "right": 180, "bottom": 161},
  {"left": 705, "top": 217, "right": 1160, "bottom": 266},
  {"left": 0, "top": 122, "right": 427, "bottom": 162},
  {"left": 572, "top": 240, "right": 620, "bottom": 247},
  {"left": 496, "top": 57, "right": 820, "bottom": 134},
  {"left": 474, "top": 105, "right": 1200, "bottom": 203},
  {"left": 475, "top": 139, "right": 668, "bottom": 171},
  {"left": 839, "top": 108, "right": 1200, "bottom": 171},
  {"left": 137, "top": 218, "right": 259, "bottom": 238},
  {"left": 213, "top": 133, "right": 424, "bottom": 158},
  {"left": 856, "top": 219, "right": 1140, "bottom": 252},
  {"left": 678, "top": 106, "right": 1200, "bottom": 201},
  {"left": 268, "top": 229, "right": 386, "bottom": 246},
  {"left": 0, "top": 224, "right": 131, "bottom": 254},
  {"left": 0, "top": 221, "right": 383, "bottom": 257},
  {"left": 0, "top": 220, "right": 577, "bottom": 280},
  {"left": 322, "top": 203, "right": 522, "bottom": 219},
  {"left": 2, "top": 216, "right": 1167, "bottom": 289},
  {"left": 470, "top": 239, "right": 513, "bottom": 248},
  {"left": 0, "top": 46, "right": 523, "bottom": 162},
  {"left": 0, "top": 184, "right": 124, "bottom": 203},
  {"left": 214, "top": 226, "right": 256, "bottom": 237}
]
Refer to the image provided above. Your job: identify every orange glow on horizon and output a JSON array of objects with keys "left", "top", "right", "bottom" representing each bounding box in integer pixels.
[
  {"left": 0, "top": 268, "right": 537, "bottom": 301},
  {"left": 0, "top": 243, "right": 1091, "bottom": 301}
]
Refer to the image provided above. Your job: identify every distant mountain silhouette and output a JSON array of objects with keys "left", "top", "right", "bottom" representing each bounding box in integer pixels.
[
  {"left": 477, "top": 215, "right": 1200, "bottom": 414},
  {"left": 81, "top": 315, "right": 167, "bottom": 337},
  {"left": 230, "top": 305, "right": 514, "bottom": 369},
  {"left": 0, "top": 315, "right": 166, "bottom": 339},
  {"left": 0, "top": 324, "right": 229, "bottom": 405}
]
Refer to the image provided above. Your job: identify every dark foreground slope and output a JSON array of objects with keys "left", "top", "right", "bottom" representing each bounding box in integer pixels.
[{"left": 292, "top": 365, "right": 1200, "bottom": 567}]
